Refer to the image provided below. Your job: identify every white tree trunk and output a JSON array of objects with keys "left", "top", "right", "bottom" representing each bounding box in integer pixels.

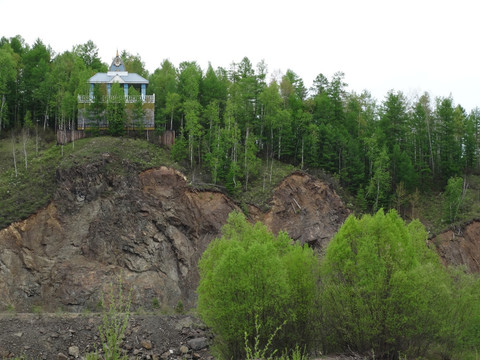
[
  {"left": 22, "top": 128, "right": 29, "bottom": 170},
  {"left": 12, "top": 134, "right": 17, "bottom": 177}
]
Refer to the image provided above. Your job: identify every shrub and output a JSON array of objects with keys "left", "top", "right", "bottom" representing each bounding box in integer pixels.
[
  {"left": 319, "top": 209, "right": 450, "bottom": 358},
  {"left": 197, "top": 211, "right": 318, "bottom": 360},
  {"left": 97, "top": 282, "right": 131, "bottom": 360},
  {"left": 439, "top": 267, "right": 480, "bottom": 359}
]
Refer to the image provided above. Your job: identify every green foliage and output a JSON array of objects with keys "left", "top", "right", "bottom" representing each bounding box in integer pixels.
[
  {"left": 440, "top": 267, "right": 480, "bottom": 359},
  {"left": 244, "top": 316, "right": 285, "bottom": 360},
  {"left": 197, "top": 211, "right": 318, "bottom": 360},
  {"left": 127, "top": 86, "right": 145, "bottom": 131},
  {"left": 152, "top": 297, "right": 160, "bottom": 309},
  {"left": 107, "top": 83, "right": 126, "bottom": 136},
  {"left": 88, "top": 85, "right": 106, "bottom": 129},
  {"left": 443, "top": 176, "right": 465, "bottom": 223},
  {"left": 3, "top": 35, "right": 480, "bottom": 215},
  {"left": 85, "top": 351, "right": 101, "bottom": 360},
  {"left": 320, "top": 209, "right": 450, "bottom": 358},
  {"left": 31, "top": 305, "right": 43, "bottom": 314},
  {"left": 170, "top": 130, "right": 188, "bottom": 163},
  {"left": 98, "top": 283, "right": 131, "bottom": 360},
  {"left": 0, "top": 136, "right": 176, "bottom": 229},
  {"left": 175, "top": 300, "right": 184, "bottom": 314}
]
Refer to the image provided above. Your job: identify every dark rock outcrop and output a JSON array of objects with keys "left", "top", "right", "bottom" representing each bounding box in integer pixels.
[{"left": 0, "top": 163, "right": 349, "bottom": 312}]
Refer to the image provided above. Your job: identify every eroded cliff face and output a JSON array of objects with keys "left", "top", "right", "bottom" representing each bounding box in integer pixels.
[
  {"left": 0, "top": 163, "right": 350, "bottom": 312},
  {"left": 260, "top": 173, "right": 349, "bottom": 250},
  {"left": 431, "top": 220, "right": 480, "bottom": 273}
]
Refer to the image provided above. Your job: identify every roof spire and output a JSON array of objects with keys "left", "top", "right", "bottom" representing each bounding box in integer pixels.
[{"left": 110, "top": 50, "right": 125, "bottom": 72}]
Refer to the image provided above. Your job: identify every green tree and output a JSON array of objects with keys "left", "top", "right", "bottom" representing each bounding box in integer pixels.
[
  {"left": 443, "top": 176, "right": 465, "bottom": 223},
  {"left": 411, "top": 93, "right": 435, "bottom": 189},
  {"left": 0, "top": 44, "right": 18, "bottom": 131},
  {"left": 378, "top": 91, "right": 408, "bottom": 152},
  {"left": 320, "top": 209, "right": 450, "bottom": 358},
  {"left": 241, "top": 126, "right": 260, "bottom": 191},
  {"left": 165, "top": 92, "right": 181, "bottom": 131},
  {"left": 365, "top": 140, "right": 391, "bottom": 211},
  {"left": 51, "top": 49, "right": 89, "bottom": 133},
  {"left": 107, "top": 83, "right": 126, "bottom": 136},
  {"left": 178, "top": 61, "right": 202, "bottom": 101},
  {"left": 183, "top": 99, "right": 203, "bottom": 167},
  {"left": 223, "top": 100, "right": 242, "bottom": 195},
  {"left": 197, "top": 211, "right": 318, "bottom": 360},
  {"left": 74, "top": 40, "right": 105, "bottom": 72},
  {"left": 121, "top": 50, "right": 148, "bottom": 78},
  {"left": 437, "top": 97, "right": 461, "bottom": 181},
  {"left": 126, "top": 86, "right": 144, "bottom": 133},
  {"left": 464, "top": 113, "right": 476, "bottom": 171},
  {"left": 200, "top": 63, "right": 228, "bottom": 107},
  {"left": 148, "top": 59, "right": 178, "bottom": 130},
  {"left": 21, "top": 39, "right": 53, "bottom": 128},
  {"left": 469, "top": 108, "right": 480, "bottom": 171},
  {"left": 88, "top": 84, "right": 106, "bottom": 130}
]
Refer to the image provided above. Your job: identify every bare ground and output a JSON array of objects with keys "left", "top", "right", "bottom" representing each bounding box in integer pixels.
[{"left": 0, "top": 313, "right": 212, "bottom": 360}]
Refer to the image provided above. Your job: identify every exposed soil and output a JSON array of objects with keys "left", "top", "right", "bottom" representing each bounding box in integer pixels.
[
  {"left": 431, "top": 219, "right": 480, "bottom": 272},
  {"left": 0, "top": 166, "right": 349, "bottom": 314},
  {"left": 0, "top": 313, "right": 212, "bottom": 360}
]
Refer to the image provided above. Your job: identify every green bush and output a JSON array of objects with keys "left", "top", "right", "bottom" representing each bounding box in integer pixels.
[
  {"left": 197, "top": 211, "right": 318, "bottom": 360},
  {"left": 439, "top": 267, "right": 480, "bottom": 359},
  {"left": 97, "top": 283, "right": 131, "bottom": 360},
  {"left": 319, "top": 209, "right": 450, "bottom": 358}
]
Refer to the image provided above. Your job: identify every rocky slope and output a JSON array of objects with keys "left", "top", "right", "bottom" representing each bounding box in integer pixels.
[
  {"left": 0, "top": 158, "right": 350, "bottom": 313},
  {"left": 431, "top": 219, "right": 480, "bottom": 272},
  {"left": 0, "top": 313, "right": 211, "bottom": 360}
]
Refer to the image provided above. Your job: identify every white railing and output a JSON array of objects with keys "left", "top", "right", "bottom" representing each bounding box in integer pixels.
[{"left": 78, "top": 94, "right": 155, "bottom": 104}]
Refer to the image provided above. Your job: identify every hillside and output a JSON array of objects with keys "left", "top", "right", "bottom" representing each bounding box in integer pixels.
[
  {"left": 0, "top": 134, "right": 350, "bottom": 313},
  {"left": 2, "top": 134, "right": 480, "bottom": 359},
  {"left": 2, "top": 134, "right": 480, "bottom": 305}
]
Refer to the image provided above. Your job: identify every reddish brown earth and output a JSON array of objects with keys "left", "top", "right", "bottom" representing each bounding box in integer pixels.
[{"left": 431, "top": 219, "right": 480, "bottom": 272}]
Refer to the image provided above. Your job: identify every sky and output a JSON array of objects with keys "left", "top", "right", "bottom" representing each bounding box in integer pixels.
[{"left": 1, "top": 0, "right": 479, "bottom": 111}]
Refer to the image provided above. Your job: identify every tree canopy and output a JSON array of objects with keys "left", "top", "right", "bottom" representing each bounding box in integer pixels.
[{"left": 2, "top": 35, "right": 480, "bottom": 214}]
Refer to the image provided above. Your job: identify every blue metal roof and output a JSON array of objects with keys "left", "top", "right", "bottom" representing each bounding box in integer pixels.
[
  {"left": 88, "top": 52, "right": 148, "bottom": 84},
  {"left": 88, "top": 72, "right": 149, "bottom": 84}
]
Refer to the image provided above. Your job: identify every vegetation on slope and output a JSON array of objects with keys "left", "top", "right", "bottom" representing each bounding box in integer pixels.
[
  {"left": 0, "top": 133, "right": 176, "bottom": 229},
  {"left": 198, "top": 211, "right": 318, "bottom": 359},
  {"left": 0, "top": 132, "right": 299, "bottom": 229},
  {"left": 198, "top": 210, "right": 480, "bottom": 360},
  {"left": 2, "top": 35, "right": 480, "bottom": 224}
]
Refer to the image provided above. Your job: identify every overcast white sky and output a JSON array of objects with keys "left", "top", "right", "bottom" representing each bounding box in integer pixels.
[{"left": 1, "top": 0, "right": 479, "bottom": 111}]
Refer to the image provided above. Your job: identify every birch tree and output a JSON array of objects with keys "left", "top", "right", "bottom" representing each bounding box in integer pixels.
[{"left": 0, "top": 45, "right": 17, "bottom": 132}]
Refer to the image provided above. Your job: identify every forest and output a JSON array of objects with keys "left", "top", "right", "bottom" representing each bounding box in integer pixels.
[
  {"left": 3, "top": 35, "right": 480, "bottom": 360},
  {"left": 1, "top": 35, "right": 479, "bottom": 215}
]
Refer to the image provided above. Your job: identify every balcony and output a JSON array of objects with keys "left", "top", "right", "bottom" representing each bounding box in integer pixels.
[{"left": 78, "top": 94, "right": 155, "bottom": 104}]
